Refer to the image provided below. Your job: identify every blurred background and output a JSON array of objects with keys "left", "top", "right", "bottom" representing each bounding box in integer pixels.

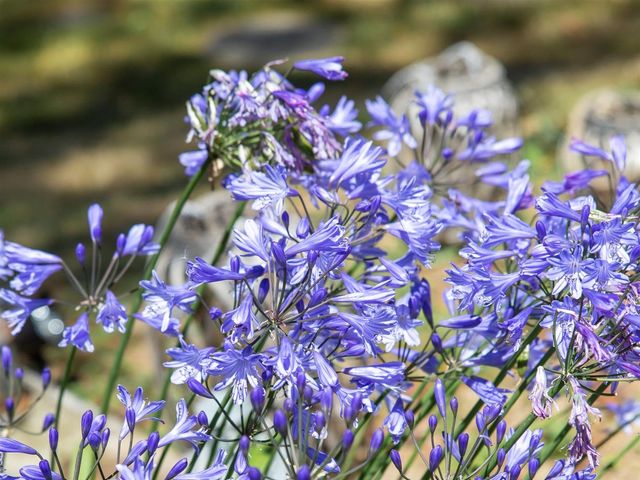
[{"left": 3, "top": 0, "right": 640, "bottom": 476}]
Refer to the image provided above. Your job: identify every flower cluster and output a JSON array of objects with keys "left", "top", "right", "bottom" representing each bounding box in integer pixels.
[
  {"left": 1, "top": 55, "right": 639, "bottom": 479},
  {"left": 0, "top": 385, "right": 225, "bottom": 480},
  {"left": 0, "top": 204, "right": 159, "bottom": 352}
]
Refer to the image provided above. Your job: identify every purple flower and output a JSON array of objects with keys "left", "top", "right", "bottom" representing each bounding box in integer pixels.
[
  {"left": 118, "top": 224, "right": 159, "bottom": 257},
  {"left": 385, "top": 205, "right": 441, "bottom": 265},
  {"left": 59, "top": 313, "right": 94, "bottom": 352},
  {"left": 439, "top": 314, "right": 482, "bottom": 330},
  {"left": 313, "top": 350, "right": 339, "bottom": 389},
  {"left": 221, "top": 293, "right": 259, "bottom": 341},
  {"left": 293, "top": 57, "right": 347, "bottom": 81},
  {"left": 328, "top": 138, "right": 386, "bottom": 187},
  {"left": 233, "top": 219, "right": 270, "bottom": 262},
  {"left": 136, "top": 272, "right": 197, "bottom": 335},
  {"left": 546, "top": 246, "right": 592, "bottom": 299},
  {"left": 321, "top": 96, "right": 361, "bottom": 136},
  {"left": 180, "top": 149, "right": 209, "bottom": 177},
  {"left": 383, "top": 399, "right": 408, "bottom": 444},
  {"left": 461, "top": 376, "right": 509, "bottom": 406},
  {"left": 4, "top": 242, "right": 61, "bottom": 266},
  {"left": 159, "top": 399, "right": 211, "bottom": 450},
  {"left": 544, "top": 460, "right": 596, "bottom": 480},
  {"left": 543, "top": 169, "right": 608, "bottom": 195},
  {"left": 19, "top": 465, "right": 63, "bottom": 480},
  {"left": 529, "top": 367, "right": 556, "bottom": 419},
  {"left": 9, "top": 263, "right": 61, "bottom": 296},
  {"left": 285, "top": 217, "right": 348, "bottom": 257},
  {"left": 186, "top": 257, "right": 248, "bottom": 285},
  {"left": 536, "top": 193, "right": 582, "bottom": 222},
  {"left": 415, "top": 86, "right": 453, "bottom": 126},
  {"left": 0, "top": 437, "right": 40, "bottom": 456},
  {"left": 605, "top": 400, "right": 640, "bottom": 434},
  {"left": 3, "top": 242, "right": 62, "bottom": 295},
  {"left": 366, "top": 96, "right": 416, "bottom": 156},
  {"left": 174, "top": 453, "right": 228, "bottom": 480},
  {"left": 97, "top": 290, "right": 128, "bottom": 333},
  {"left": 482, "top": 214, "right": 536, "bottom": 247},
  {"left": 344, "top": 362, "right": 405, "bottom": 390},
  {"left": 116, "top": 385, "right": 165, "bottom": 440},
  {"left": 567, "top": 378, "right": 600, "bottom": 468},
  {"left": 207, "top": 343, "right": 263, "bottom": 404},
  {"left": 116, "top": 458, "right": 153, "bottom": 480},
  {"left": 504, "top": 429, "right": 543, "bottom": 472},
  {"left": 0, "top": 289, "right": 51, "bottom": 334},
  {"left": 227, "top": 165, "right": 299, "bottom": 211},
  {"left": 570, "top": 135, "right": 627, "bottom": 171},
  {"left": 459, "top": 136, "right": 523, "bottom": 162},
  {"left": 164, "top": 337, "right": 214, "bottom": 384}
]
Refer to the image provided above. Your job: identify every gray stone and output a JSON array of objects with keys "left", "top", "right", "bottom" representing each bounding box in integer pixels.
[{"left": 562, "top": 88, "right": 640, "bottom": 183}]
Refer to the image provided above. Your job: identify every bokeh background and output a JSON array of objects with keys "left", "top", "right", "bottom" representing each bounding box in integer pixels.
[{"left": 3, "top": 0, "right": 640, "bottom": 477}]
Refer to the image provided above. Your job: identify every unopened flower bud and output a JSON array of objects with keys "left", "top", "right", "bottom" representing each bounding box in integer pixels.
[
  {"left": 257, "top": 278, "right": 270, "bottom": 304},
  {"left": 429, "top": 445, "right": 443, "bottom": 471},
  {"left": 342, "top": 429, "right": 354, "bottom": 450},
  {"left": 435, "top": 378, "right": 446, "bottom": 418},
  {"left": 239, "top": 435, "right": 250, "bottom": 453},
  {"left": 39, "top": 459, "right": 53, "bottom": 480},
  {"left": 250, "top": 387, "right": 265, "bottom": 414},
  {"left": 75, "top": 243, "right": 86, "bottom": 264},
  {"left": 197, "top": 411, "right": 208, "bottom": 426},
  {"left": 458, "top": 432, "right": 469, "bottom": 457},
  {"left": 1, "top": 346, "right": 11, "bottom": 373},
  {"left": 528, "top": 458, "right": 540, "bottom": 478},
  {"left": 274, "top": 410, "right": 287, "bottom": 436},
  {"left": 49, "top": 427, "right": 59, "bottom": 451},
  {"left": 209, "top": 307, "right": 222, "bottom": 321},
  {"left": 101, "top": 428, "right": 110, "bottom": 448},
  {"left": 496, "top": 420, "right": 507, "bottom": 444},
  {"left": 166, "top": 458, "right": 188, "bottom": 480},
  {"left": 404, "top": 410, "right": 414, "bottom": 427},
  {"left": 5, "top": 397, "right": 14, "bottom": 417},
  {"left": 450, "top": 397, "right": 458, "bottom": 415},
  {"left": 296, "top": 217, "right": 310, "bottom": 238},
  {"left": 186, "top": 378, "right": 214, "bottom": 399},
  {"left": 369, "top": 428, "right": 384, "bottom": 452},
  {"left": 125, "top": 407, "right": 136, "bottom": 433},
  {"left": 81, "top": 410, "right": 94, "bottom": 439},
  {"left": 42, "top": 413, "right": 55, "bottom": 431},
  {"left": 428, "top": 414, "right": 437, "bottom": 433},
  {"left": 147, "top": 432, "right": 160, "bottom": 456},
  {"left": 296, "top": 465, "right": 310, "bottom": 480},
  {"left": 41, "top": 368, "right": 51, "bottom": 388},
  {"left": 390, "top": 449, "right": 402, "bottom": 473},
  {"left": 116, "top": 233, "right": 126, "bottom": 255},
  {"left": 247, "top": 467, "right": 261, "bottom": 480}
]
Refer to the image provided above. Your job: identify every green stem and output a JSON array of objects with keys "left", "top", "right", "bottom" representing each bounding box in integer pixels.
[
  {"left": 51, "top": 347, "right": 77, "bottom": 469},
  {"left": 455, "top": 324, "right": 543, "bottom": 438},
  {"left": 595, "top": 413, "right": 640, "bottom": 450},
  {"left": 151, "top": 200, "right": 246, "bottom": 426},
  {"left": 601, "top": 433, "right": 640, "bottom": 473},
  {"left": 483, "top": 381, "right": 565, "bottom": 475},
  {"left": 53, "top": 347, "right": 77, "bottom": 430},
  {"left": 99, "top": 162, "right": 209, "bottom": 414},
  {"left": 401, "top": 380, "right": 461, "bottom": 475}
]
